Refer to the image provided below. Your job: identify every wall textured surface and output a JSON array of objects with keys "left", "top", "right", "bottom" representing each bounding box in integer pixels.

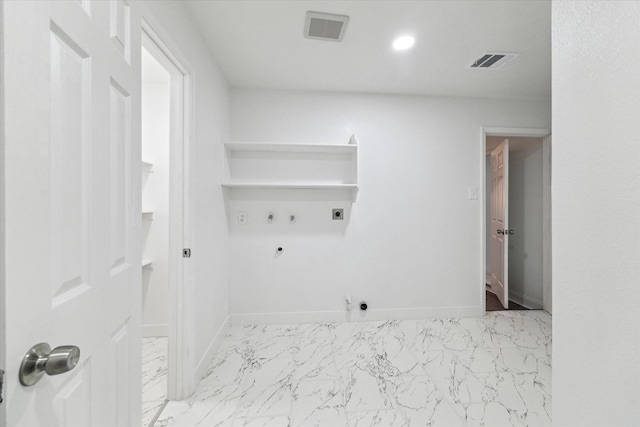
[{"left": 552, "top": 1, "right": 640, "bottom": 425}]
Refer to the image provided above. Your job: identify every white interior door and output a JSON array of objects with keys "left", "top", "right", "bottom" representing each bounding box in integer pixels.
[
  {"left": 489, "top": 139, "right": 509, "bottom": 309},
  {"left": 3, "top": 1, "right": 141, "bottom": 425}
]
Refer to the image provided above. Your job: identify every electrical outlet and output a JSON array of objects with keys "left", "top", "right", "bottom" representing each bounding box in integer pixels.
[{"left": 238, "top": 212, "right": 248, "bottom": 224}]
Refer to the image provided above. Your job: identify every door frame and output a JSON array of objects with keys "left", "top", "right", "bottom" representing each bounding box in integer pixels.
[
  {"left": 0, "top": 2, "right": 6, "bottom": 424},
  {"left": 542, "top": 136, "right": 552, "bottom": 314},
  {"left": 480, "top": 127, "right": 551, "bottom": 313},
  {"left": 140, "top": 16, "right": 194, "bottom": 400}
]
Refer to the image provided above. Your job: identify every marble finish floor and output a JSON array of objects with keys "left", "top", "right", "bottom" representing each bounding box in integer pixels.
[
  {"left": 143, "top": 337, "right": 168, "bottom": 427},
  {"left": 156, "top": 311, "right": 551, "bottom": 426}
]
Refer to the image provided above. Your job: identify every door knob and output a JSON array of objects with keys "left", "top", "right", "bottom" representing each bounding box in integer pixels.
[
  {"left": 497, "top": 229, "right": 504, "bottom": 235},
  {"left": 19, "top": 343, "right": 80, "bottom": 386}
]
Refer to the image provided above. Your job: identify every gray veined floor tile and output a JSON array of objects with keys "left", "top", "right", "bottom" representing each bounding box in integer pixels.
[
  {"left": 390, "top": 375, "right": 466, "bottom": 426},
  {"left": 155, "top": 311, "right": 552, "bottom": 427},
  {"left": 346, "top": 409, "right": 407, "bottom": 426},
  {"left": 231, "top": 416, "right": 292, "bottom": 427},
  {"left": 142, "top": 337, "right": 168, "bottom": 427},
  {"left": 291, "top": 379, "right": 346, "bottom": 426}
]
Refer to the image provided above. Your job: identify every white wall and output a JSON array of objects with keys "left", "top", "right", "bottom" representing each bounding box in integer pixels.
[
  {"left": 485, "top": 155, "right": 491, "bottom": 279},
  {"left": 553, "top": 1, "right": 640, "bottom": 425},
  {"left": 508, "top": 140, "right": 543, "bottom": 309},
  {"left": 0, "top": 2, "right": 5, "bottom": 424},
  {"left": 141, "top": 49, "right": 171, "bottom": 336},
  {"left": 141, "top": 0, "right": 231, "bottom": 382},
  {"left": 229, "top": 89, "right": 550, "bottom": 323}
]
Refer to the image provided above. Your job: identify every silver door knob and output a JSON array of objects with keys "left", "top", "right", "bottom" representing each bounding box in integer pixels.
[{"left": 19, "top": 343, "right": 80, "bottom": 386}]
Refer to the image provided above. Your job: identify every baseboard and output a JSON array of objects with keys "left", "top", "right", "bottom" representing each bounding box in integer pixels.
[
  {"left": 194, "top": 315, "right": 230, "bottom": 383},
  {"left": 509, "top": 290, "right": 543, "bottom": 310},
  {"left": 230, "top": 306, "right": 483, "bottom": 325},
  {"left": 142, "top": 324, "right": 169, "bottom": 337}
]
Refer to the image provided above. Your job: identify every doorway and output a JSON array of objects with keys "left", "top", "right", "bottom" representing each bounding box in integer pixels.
[
  {"left": 481, "top": 128, "right": 551, "bottom": 313},
  {"left": 140, "top": 20, "right": 191, "bottom": 426},
  {"left": 141, "top": 42, "right": 171, "bottom": 425}
]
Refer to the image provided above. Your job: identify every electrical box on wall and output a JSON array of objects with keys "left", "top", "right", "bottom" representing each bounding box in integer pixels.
[{"left": 332, "top": 208, "right": 344, "bottom": 220}]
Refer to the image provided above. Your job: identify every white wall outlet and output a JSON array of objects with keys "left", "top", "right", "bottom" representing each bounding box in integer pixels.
[
  {"left": 468, "top": 187, "right": 478, "bottom": 200},
  {"left": 238, "top": 211, "right": 248, "bottom": 224}
]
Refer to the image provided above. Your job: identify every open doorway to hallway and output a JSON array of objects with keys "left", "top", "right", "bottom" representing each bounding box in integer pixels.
[{"left": 482, "top": 129, "right": 552, "bottom": 313}]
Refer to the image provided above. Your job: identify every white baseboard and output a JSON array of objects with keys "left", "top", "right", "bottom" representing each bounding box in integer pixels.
[
  {"left": 230, "top": 306, "right": 483, "bottom": 325},
  {"left": 142, "top": 324, "right": 168, "bottom": 337},
  {"left": 509, "top": 290, "right": 543, "bottom": 310},
  {"left": 194, "top": 315, "right": 230, "bottom": 383}
]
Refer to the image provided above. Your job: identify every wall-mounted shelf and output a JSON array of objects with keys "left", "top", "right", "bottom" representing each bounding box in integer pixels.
[
  {"left": 141, "top": 211, "right": 154, "bottom": 219},
  {"left": 141, "top": 259, "right": 153, "bottom": 268},
  {"left": 222, "top": 134, "right": 359, "bottom": 200},
  {"left": 224, "top": 142, "right": 357, "bottom": 154},
  {"left": 222, "top": 183, "right": 358, "bottom": 190}
]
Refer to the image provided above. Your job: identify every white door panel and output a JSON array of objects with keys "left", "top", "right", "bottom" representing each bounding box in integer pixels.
[
  {"left": 489, "top": 139, "right": 509, "bottom": 309},
  {"left": 3, "top": 1, "right": 141, "bottom": 425}
]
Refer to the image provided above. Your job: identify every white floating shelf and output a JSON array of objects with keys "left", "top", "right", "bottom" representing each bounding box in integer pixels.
[
  {"left": 225, "top": 142, "right": 357, "bottom": 154},
  {"left": 141, "top": 259, "right": 153, "bottom": 268},
  {"left": 222, "top": 182, "right": 357, "bottom": 190},
  {"left": 221, "top": 182, "right": 358, "bottom": 200},
  {"left": 222, "top": 135, "right": 359, "bottom": 201}
]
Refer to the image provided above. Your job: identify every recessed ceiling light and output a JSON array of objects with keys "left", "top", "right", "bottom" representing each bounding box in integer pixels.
[{"left": 393, "top": 36, "right": 415, "bottom": 51}]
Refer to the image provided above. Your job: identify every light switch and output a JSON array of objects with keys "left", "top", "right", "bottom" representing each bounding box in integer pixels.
[{"left": 468, "top": 187, "right": 478, "bottom": 200}]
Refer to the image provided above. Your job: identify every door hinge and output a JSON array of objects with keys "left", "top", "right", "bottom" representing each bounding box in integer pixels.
[
  {"left": 183, "top": 248, "right": 191, "bottom": 258},
  {"left": 0, "top": 368, "right": 5, "bottom": 404}
]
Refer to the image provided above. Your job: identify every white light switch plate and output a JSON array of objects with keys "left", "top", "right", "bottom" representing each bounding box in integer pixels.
[{"left": 468, "top": 187, "right": 478, "bottom": 200}]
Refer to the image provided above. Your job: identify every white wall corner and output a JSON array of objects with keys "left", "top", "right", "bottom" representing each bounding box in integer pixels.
[
  {"left": 508, "top": 290, "right": 543, "bottom": 311},
  {"left": 194, "top": 314, "right": 230, "bottom": 385}
]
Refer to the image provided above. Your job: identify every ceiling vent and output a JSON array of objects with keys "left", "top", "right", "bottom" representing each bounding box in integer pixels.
[
  {"left": 469, "top": 52, "right": 520, "bottom": 69},
  {"left": 304, "top": 11, "right": 349, "bottom": 42}
]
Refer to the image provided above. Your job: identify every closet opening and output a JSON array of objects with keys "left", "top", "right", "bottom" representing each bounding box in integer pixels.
[{"left": 140, "top": 21, "right": 192, "bottom": 426}]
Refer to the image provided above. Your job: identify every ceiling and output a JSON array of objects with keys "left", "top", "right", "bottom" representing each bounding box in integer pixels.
[{"left": 183, "top": 1, "right": 551, "bottom": 101}]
